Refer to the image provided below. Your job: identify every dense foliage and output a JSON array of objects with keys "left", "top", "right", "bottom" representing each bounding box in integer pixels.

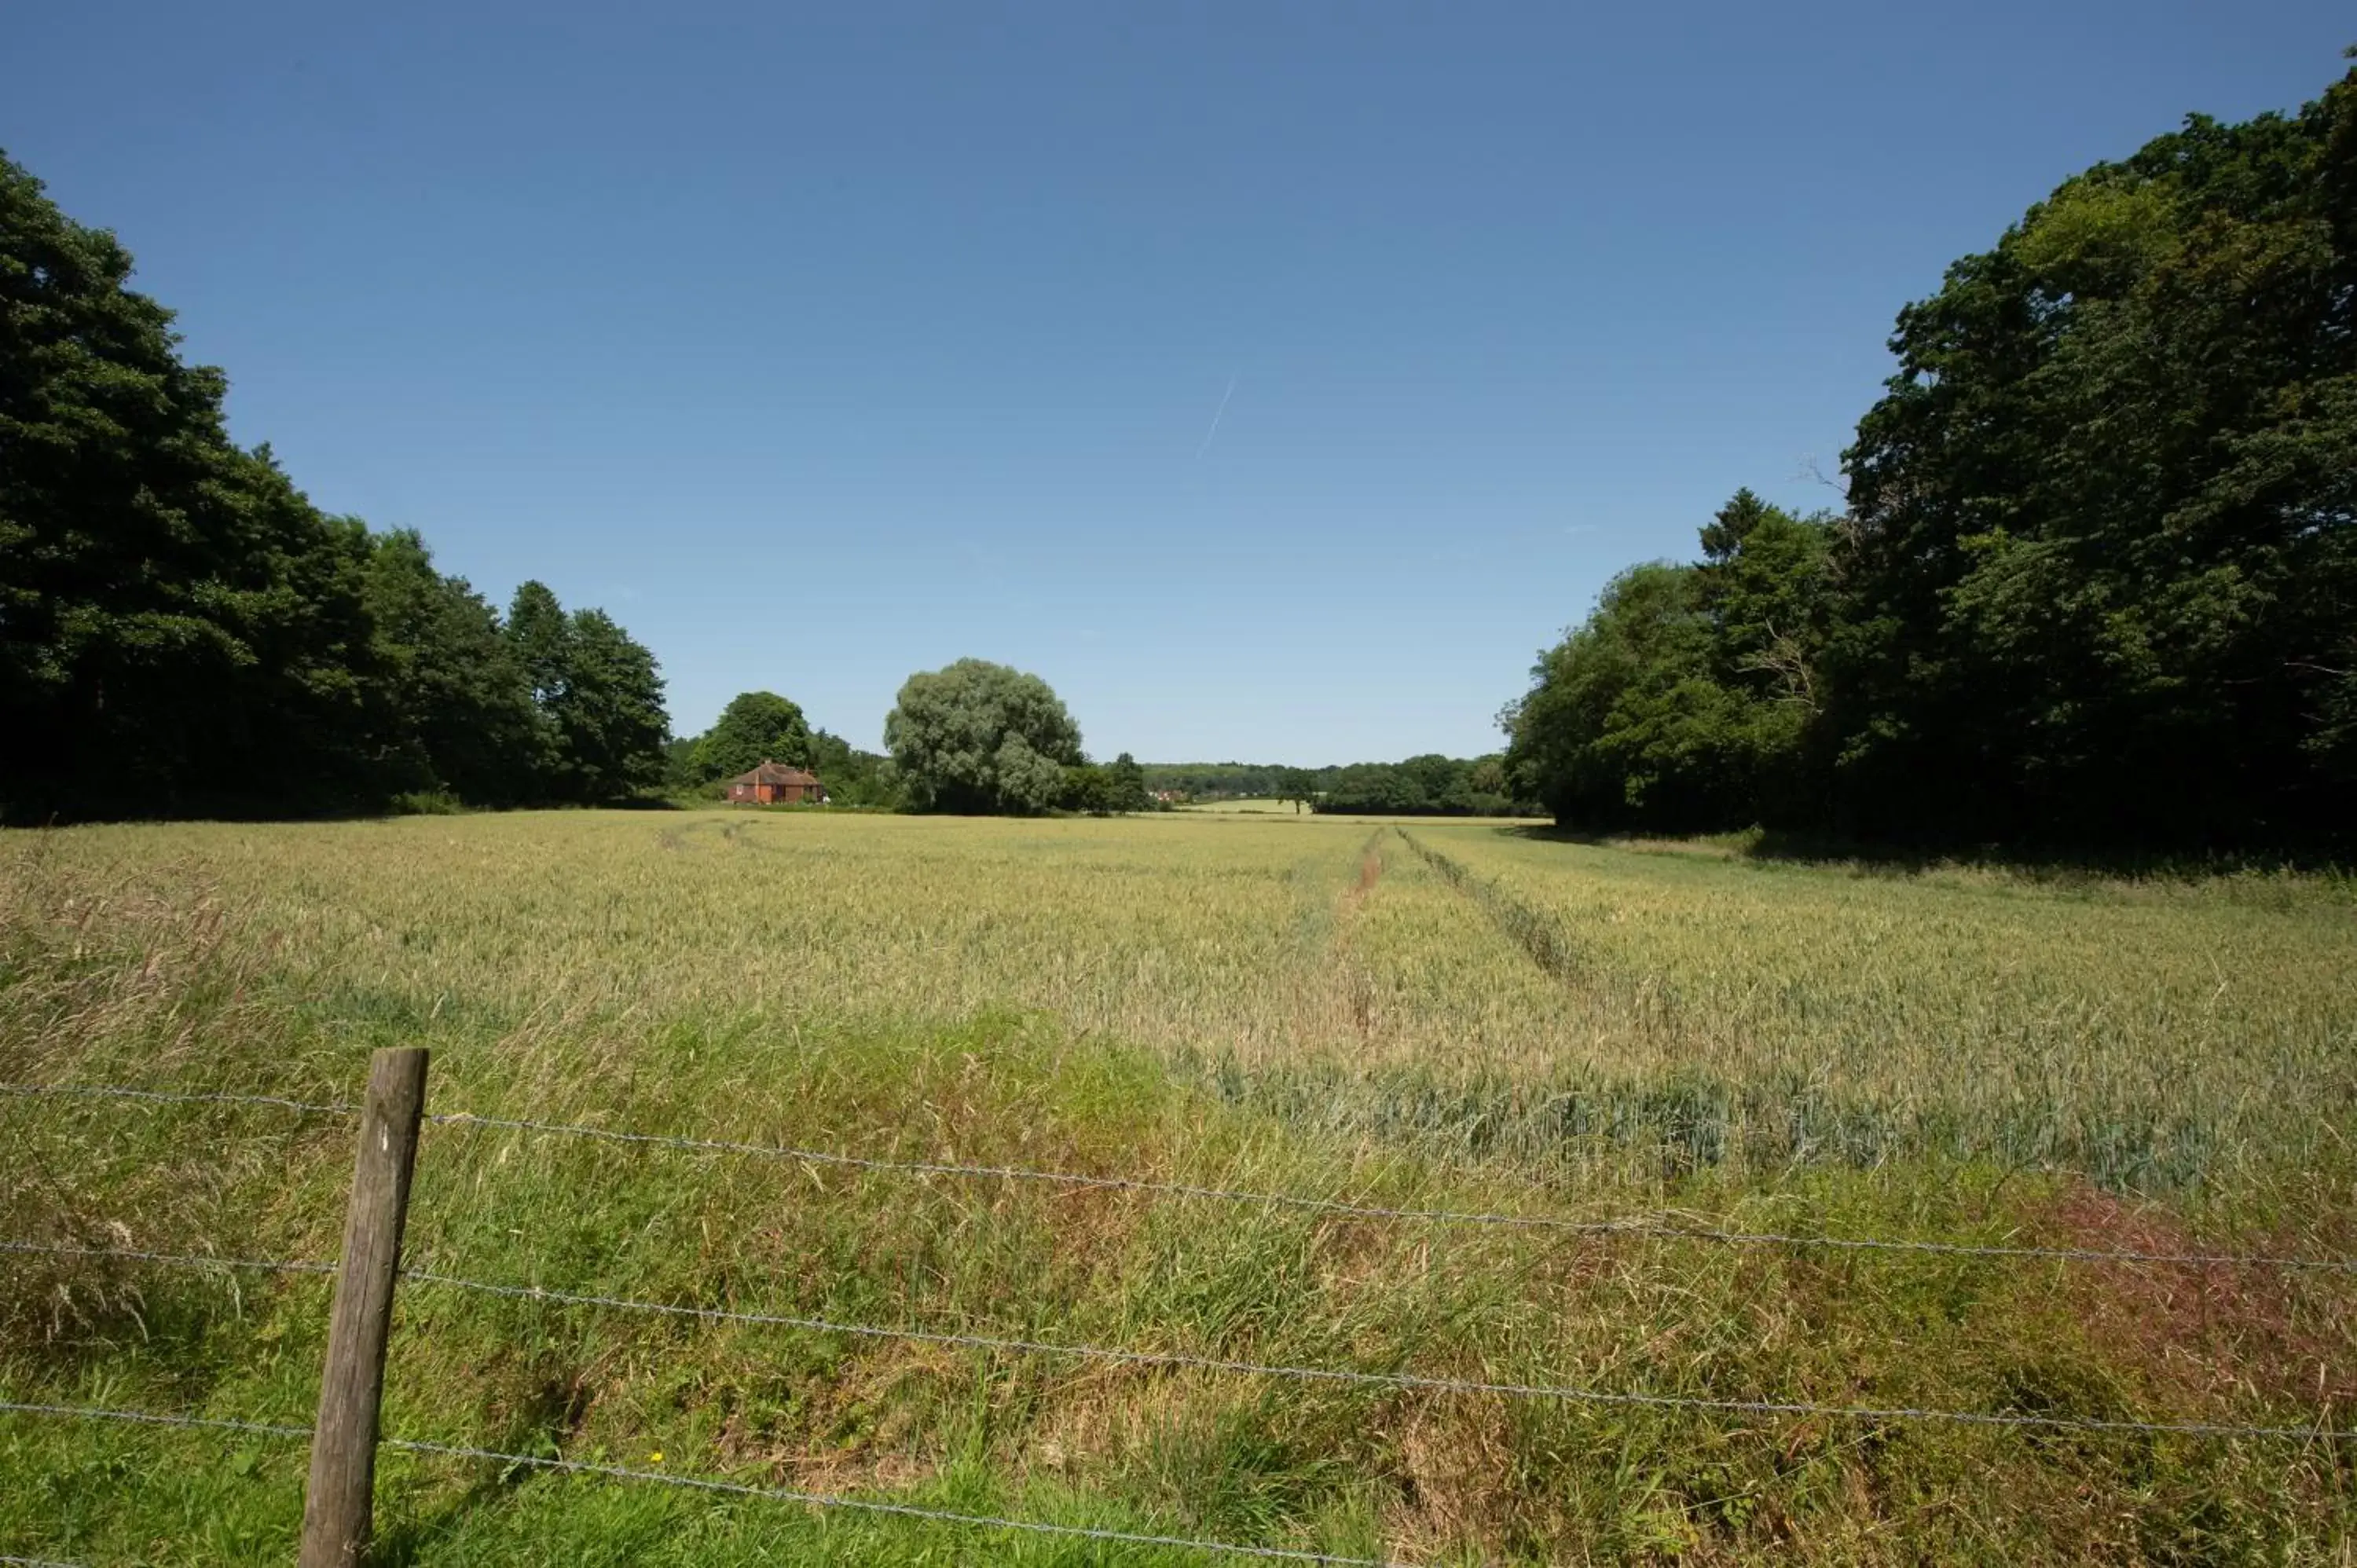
[
  {"left": 1506, "top": 492, "right": 1831, "bottom": 832},
  {"left": 0, "top": 153, "right": 670, "bottom": 819},
  {"left": 689, "top": 691, "right": 813, "bottom": 781},
  {"left": 1141, "top": 757, "right": 1534, "bottom": 815},
  {"left": 1061, "top": 751, "right": 1153, "bottom": 814},
  {"left": 803, "top": 727, "right": 901, "bottom": 807},
  {"left": 1139, "top": 762, "right": 1292, "bottom": 799},
  {"left": 670, "top": 690, "right": 900, "bottom": 807},
  {"left": 884, "top": 659, "right": 1085, "bottom": 814},
  {"left": 1310, "top": 753, "right": 1530, "bottom": 815},
  {"left": 1510, "top": 60, "right": 2357, "bottom": 852}
]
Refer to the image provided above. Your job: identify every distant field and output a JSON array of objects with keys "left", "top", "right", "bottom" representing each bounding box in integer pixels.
[
  {"left": 5, "top": 811, "right": 2354, "bottom": 1563},
  {"left": 1173, "top": 796, "right": 1297, "bottom": 813},
  {"left": 1169, "top": 797, "right": 1301, "bottom": 820}
]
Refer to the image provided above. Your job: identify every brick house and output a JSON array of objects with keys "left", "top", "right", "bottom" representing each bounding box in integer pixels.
[{"left": 728, "top": 760, "right": 824, "bottom": 804}]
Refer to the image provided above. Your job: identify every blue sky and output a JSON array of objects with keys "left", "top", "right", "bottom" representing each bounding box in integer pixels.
[{"left": 9, "top": 4, "right": 2349, "bottom": 762}]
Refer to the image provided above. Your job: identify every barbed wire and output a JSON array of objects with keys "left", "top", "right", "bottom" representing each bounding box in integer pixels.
[
  {"left": 0, "top": 1400, "right": 313, "bottom": 1442},
  {"left": 403, "top": 1271, "right": 2357, "bottom": 1441},
  {"left": 10, "top": 1081, "right": 2353, "bottom": 1272},
  {"left": 0, "top": 1401, "right": 1398, "bottom": 1566},
  {"left": 0, "top": 1083, "right": 354, "bottom": 1119},
  {"left": 17, "top": 1241, "right": 2348, "bottom": 1440},
  {"left": 0, "top": 1240, "right": 334, "bottom": 1276},
  {"left": 429, "top": 1110, "right": 2357, "bottom": 1273}
]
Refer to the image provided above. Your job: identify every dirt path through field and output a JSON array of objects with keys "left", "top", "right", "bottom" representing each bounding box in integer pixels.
[{"left": 1308, "top": 829, "right": 1388, "bottom": 1042}]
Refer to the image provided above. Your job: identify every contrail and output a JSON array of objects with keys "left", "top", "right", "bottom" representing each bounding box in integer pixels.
[{"left": 1193, "top": 374, "right": 1237, "bottom": 460}]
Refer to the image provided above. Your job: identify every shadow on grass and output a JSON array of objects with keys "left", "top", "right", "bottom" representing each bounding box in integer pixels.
[
  {"left": 2, "top": 793, "right": 690, "bottom": 828},
  {"left": 1489, "top": 822, "right": 2350, "bottom": 881},
  {"left": 371, "top": 1371, "right": 596, "bottom": 1566}
]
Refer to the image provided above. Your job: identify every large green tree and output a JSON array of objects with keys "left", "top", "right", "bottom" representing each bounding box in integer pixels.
[
  {"left": 1, "top": 152, "right": 387, "bottom": 817},
  {"left": 1509, "top": 58, "right": 2357, "bottom": 853},
  {"left": 1104, "top": 752, "right": 1152, "bottom": 814},
  {"left": 884, "top": 659, "right": 1083, "bottom": 814},
  {"left": 511, "top": 594, "right": 669, "bottom": 803},
  {"left": 1831, "top": 59, "right": 2357, "bottom": 848},
  {"left": 691, "top": 691, "right": 812, "bottom": 782},
  {"left": 364, "top": 530, "right": 544, "bottom": 804},
  {"left": 1505, "top": 493, "right": 1833, "bottom": 832},
  {"left": 0, "top": 150, "right": 679, "bottom": 819}
]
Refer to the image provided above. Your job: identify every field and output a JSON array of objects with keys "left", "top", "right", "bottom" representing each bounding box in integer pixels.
[{"left": 4, "top": 810, "right": 2355, "bottom": 1564}]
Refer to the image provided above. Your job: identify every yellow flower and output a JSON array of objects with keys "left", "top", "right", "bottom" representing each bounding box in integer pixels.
[{"left": 648, "top": 1451, "right": 664, "bottom": 1464}]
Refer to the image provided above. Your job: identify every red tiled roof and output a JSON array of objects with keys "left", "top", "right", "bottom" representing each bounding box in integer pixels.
[{"left": 732, "top": 760, "right": 821, "bottom": 786}]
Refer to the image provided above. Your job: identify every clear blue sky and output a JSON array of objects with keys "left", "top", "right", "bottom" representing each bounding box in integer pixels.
[{"left": 9, "top": 4, "right": 2349, "bottom": 762}]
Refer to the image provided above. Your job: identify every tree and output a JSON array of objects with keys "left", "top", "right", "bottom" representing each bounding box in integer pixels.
[
  {"left": 805, "top": 727, "right": 900, "bottom": 808},
  {"left": 1501, "top": 61, "right": 2357, "bottom": 853},
  {"left": 883, "top": 659, "right": 1083, "bottom": 814},
  {"left": 500, "top": 583, "right": 669, "bottom": 802},
  {"left": 504, "top": 581, "right": 571, "bottom": 710},
  {"left": 1503, "top": 489, "right": 1835, "bottom": 836},
  {"left": 1273, "top": 768, "right": 1318, "bottom": 814},
  {"left": 0, "top": 151, "right": 388, "bottom": 819},
  {"left": 363, "top": 530, "right": 542, "bottom": 804},
  {"left": 691, "top": 691, "right": 812, "bottom": 783},
  {"left": 1832, "top": 57, "right": 2357, "bottom": 848},
  {"left": 1105, "top": 752, "right": 1152, "bottom": 813},
  {"left": 1061, "top": 762, "right": 1117, "bottom": 814},
  {"left": 0, "top": 148, "right": 677, "bottom": 820},
  {"left": 1058, "top": 753, "right": 1149, "bottom": 815},
  {"left": 545, "top": 607, "right": 669, "bottom": 800}
]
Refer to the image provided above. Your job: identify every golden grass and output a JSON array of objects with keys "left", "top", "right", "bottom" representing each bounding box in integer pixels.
[
  {"left": 7, "top": 808, "right": 2352, "bottom": 1192},
  {"left": 4, "top": 809, "right": 2355, "bottom": 1563}
]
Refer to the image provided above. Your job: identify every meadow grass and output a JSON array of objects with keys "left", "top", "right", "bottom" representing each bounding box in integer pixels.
[{"left": 3, "top": 811, "right": 2354, "bottom": 1563}]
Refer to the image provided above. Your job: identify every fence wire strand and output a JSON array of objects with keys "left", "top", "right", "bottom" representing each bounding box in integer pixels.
[
  {"left": 19, "top": 1246, "right": 2341, "bottom": 1442},
  {"left": 0, "top": 1240, "right": 334, "bottom": 1277},
  {"left": 0, "top": 1401, "right": 1397, "bottom": 1566},
  {"left": 13, "top": 1079, "right": 2357, "bottom": 1563},
  {"left": 11, "top": 1082, "right": 2350, "bottom": 1272},
  {"left": 402, "top": 1271, "right": 2357, "bottom": 1442},
  {"left": 429, "top": 1109, "right": 2357, "bottom": 1273},
  {"left": 0, "top": 1083, "right": 354, "bottom": 1119},
  {"left": 0, "top": 1400, "right": 313, "bottom": 1443}
]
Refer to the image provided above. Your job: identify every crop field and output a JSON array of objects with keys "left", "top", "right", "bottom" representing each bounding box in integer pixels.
[{"left": 4, "top": 811, "right": 2355, "bottom": 1564}]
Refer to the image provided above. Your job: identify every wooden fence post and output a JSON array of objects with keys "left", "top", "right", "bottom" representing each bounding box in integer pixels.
[{"left": 299, "top": 1047, "right": 429, "bottom": 1568}]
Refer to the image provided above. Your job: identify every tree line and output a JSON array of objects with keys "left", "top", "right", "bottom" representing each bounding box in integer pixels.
[
  {"left": 1507, "top": 57, "right": 2357, "bottom": 855},
  {"left": 1, "top": 154, "right": 669, "bottom": 821},
  {"left": 1139, "top": 758, "right": 1536, "bottom": 815},
  {"left": 677, "top": 675, "right": 1538, "bottom": 817},
  {"left": 674, "top": 665, "right": 1153, "bottom": 814},
  {"left": 664, "top": 689, "right": 901, "bottom": 807}
]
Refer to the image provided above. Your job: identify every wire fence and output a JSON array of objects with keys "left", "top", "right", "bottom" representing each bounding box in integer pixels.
[
  {"left": 8, "top": 1077, "right": 2357, "bottom": 1563},
  {"left": 0, "top": 1240, "right": 335, "bottom": 1276},
  {"left": 10, "top": 1080, "right": 2353, "bottom": 1273},
  {"left": 0, "top": 1083, "right": 357, "bottom": 1119},
  {"left": 8, "top": 1236, "right": 2354, "bottom": 1442}
]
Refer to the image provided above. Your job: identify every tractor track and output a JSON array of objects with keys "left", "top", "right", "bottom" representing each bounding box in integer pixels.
[{"left": 1393, "top": 827, "right": 1583, "bottom": 988}]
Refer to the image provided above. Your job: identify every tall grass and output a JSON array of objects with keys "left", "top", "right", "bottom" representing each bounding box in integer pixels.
[{"left": 3, "top": 812, "right": 2354, "bottom": 1563}]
